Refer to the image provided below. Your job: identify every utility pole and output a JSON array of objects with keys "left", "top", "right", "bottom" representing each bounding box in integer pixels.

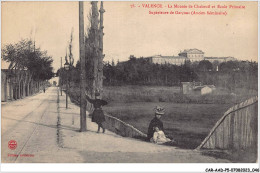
[
  {"left": 79, "top": 1, "right": 87, "bottom": 132},
  {"left": 60, "top": 57, "right": 62, "bottom": 96}
]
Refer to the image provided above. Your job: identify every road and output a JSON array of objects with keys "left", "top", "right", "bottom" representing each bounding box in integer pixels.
[{"left": 1, "top": 87, "right": 230, "bottom": 163}]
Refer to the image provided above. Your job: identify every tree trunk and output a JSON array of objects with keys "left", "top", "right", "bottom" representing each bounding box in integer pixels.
[
  {"left": 14, "top": 85, "right": 18, "bottom": 100},
  {"left": 31, "top": 82, "right": 33, "bottom": 95},
  {"left": 27, "top": 83, "right": 30, "bottom": 96},
  {"left": 9, "top": 83, "right": 13, "bottom": 101},
  {"left": 91, "top": 1, "right": 99, "bottom": 94},
  {"left": 23, "top": 82, "right": 26, "bottom": 98},
  {"left": 18, "top": 82, "right": 21, "bottom": 99},
  {"left": 4, "top": 76, "right": 8, "bottom": 101},
  {"left": 98, "top": 1, "right": 105, "bottom": 97}
]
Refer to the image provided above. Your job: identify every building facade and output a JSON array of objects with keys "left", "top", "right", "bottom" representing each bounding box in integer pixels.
[
  {"left": 181, "top": 82, "right": 216, "bottom": 95},
  {"left": 145, "top": 49, "right": 236, "bottom": 66},
  {"left": 178, "top": 49, "right": 204, "bottom": 62},
  {"left": 204, "top": 56, "right": 236, "bottom": 63},
  {"left": 146, "top": 55, "right": 187, "bottom": 65}
]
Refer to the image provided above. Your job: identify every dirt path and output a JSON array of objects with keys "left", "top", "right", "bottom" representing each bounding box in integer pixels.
[{"left": 1, "top": 87, "right": 230, "bottom": 163}]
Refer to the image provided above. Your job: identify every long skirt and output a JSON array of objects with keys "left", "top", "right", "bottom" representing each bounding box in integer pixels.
[{"left": 91, "top": 109, "right": 105, "bottom": 124}]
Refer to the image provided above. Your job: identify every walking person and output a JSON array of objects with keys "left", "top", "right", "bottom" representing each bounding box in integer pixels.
[{"left": 85, "top": 92, "right": 108, "bottom": 133}]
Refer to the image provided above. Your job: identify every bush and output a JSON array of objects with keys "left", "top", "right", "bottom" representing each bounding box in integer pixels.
[{"left": 68, "top": 85, "right": 256, "bottom": 106}]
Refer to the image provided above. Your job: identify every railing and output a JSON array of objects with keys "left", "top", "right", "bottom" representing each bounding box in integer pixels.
[
  {"left": 197, "top": 96, "right": 258, "bottom": 150},
  {"left": 69, "top": 93, "right": 147, "bottom": 139},
  {"left": 104, "top": 112, "right": 147, "bottom": 139}
]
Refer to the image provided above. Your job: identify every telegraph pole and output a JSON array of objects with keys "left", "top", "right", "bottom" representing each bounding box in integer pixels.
[{"left": 79, "top": 1, "right": 87, "bottom": 132}]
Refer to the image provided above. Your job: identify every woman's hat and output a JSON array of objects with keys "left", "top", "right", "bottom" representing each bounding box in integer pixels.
[{"left": 154, "top": 106, "right": 165, "bottom": 115}]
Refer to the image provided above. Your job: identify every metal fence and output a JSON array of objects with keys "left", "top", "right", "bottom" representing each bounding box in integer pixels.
[{"left": 197, "top": 96, "right": 258, "bottom": 150}]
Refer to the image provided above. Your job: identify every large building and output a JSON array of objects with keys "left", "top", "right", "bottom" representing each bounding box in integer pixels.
[
  {"left": 178, "top": 49, "right": 204, "bottom": 62},
  {"left": 145, "top": 48, "right": 236, "bottom": 65},
  {"left": 146, "top": 55, "right": 187, "bottom": 65},
  {"left": 145, "top": 48, "right": 204, "bottom": 65}
]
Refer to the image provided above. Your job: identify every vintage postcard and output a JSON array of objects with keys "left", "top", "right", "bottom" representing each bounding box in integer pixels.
[{"left": 1, "top": 0, "right": 259, "bottom": 172}]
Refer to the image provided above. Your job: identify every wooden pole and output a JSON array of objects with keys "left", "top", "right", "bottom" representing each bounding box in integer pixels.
[{"left": 79, "top": 1, "right": 87, "bottom": 132}]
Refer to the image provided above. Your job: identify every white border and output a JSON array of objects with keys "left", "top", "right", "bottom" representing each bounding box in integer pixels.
[
  {"left": 1, "top": 0, "right": 260, "bottom": 172},
  {"left": 1, "top": 163, "right": 260, "bottom": 172}
]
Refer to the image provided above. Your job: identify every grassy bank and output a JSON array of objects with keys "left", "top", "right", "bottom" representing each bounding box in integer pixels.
[
  {"left": 69, "top": 85, "right": 256, "bottom": 104},
  {"left": 103, "top": 102, "right": 232, "bottom": 149},
  {"left": 67, "top": 85, "right": 256, "bottom": 149}
]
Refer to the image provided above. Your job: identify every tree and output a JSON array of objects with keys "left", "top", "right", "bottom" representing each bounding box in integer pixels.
[
  {"left": 197, "top": 60, "right": 213, "bottom": 72},
  {"left": 2, "top": 39, "right": 54, "bottom": 99},
  {"left": 219, "top": 61, "right": 239, "bottom": 72},
  {"left": 212, "top": 60, "right": 220, "bottom": 71},
  {"left": 68, "top": 28, "right": 74, "bottom": 66}
]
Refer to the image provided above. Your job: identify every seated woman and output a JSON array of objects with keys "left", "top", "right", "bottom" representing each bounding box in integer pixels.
[{"left": 150, "top": 126, "right": 173, "bottom": 144}]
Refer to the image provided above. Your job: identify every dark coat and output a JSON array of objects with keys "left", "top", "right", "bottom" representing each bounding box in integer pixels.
[
  {"left": 86, "top": 96, "right": 108, "bottom": 124},
  {"left": 147, "top": 117, "right": 164, "bottom": 140}
]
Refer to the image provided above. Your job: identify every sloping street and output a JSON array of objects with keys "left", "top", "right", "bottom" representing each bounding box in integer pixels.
[{"left": 1, "top": 87, "right": 230, "bottom": 163}]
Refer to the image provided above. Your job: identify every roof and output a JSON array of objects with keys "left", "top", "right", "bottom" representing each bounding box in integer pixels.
[
  {"left": 205, "top": 57, "right": 235, "bottom": 60},
  {"left": 207, "top": 85, "right": 216, "bottom": 88},
  {"left": 181, "top": 82, "right": 192, "bottom": 84},
  {"left": 193, "top": 85, "right": 213, "bottom": 91},
  {"left": 149, "top": 55, "right": 187, "bottom": 59},
  {"left": 179, "top": 49, "right": 204, "bottom": 54},
  {"left": 193, "top": 86, "right": 205, "bottom": 91}
]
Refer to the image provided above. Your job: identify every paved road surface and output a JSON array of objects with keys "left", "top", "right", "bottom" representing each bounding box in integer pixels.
[{"left": 1, "top": 87, "right": 230, "bottom": 163}]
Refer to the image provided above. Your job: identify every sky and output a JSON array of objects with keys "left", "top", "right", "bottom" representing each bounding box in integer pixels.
[{"left": 1, "top": 1, "right": 258, "bottom": 72}]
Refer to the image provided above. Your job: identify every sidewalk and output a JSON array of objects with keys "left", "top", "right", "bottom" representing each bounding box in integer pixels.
[
  {"left": 56, "top": 88, "right": 231, "bottom": 163},
  {"left": 1, "top": 90, "right": 45, "bottom": 106}
]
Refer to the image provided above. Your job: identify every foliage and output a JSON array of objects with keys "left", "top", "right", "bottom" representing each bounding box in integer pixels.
[
  {"left": 68, "top": 28, "right": 74, "bottom": 66},
  {"left": 2, "top": 39, "right": 54, "bottom": 81},
  {"left": 197, "top": 60, "right": 213, "bottom": 72},
  {"left": 103, "top": 56, "right": 197, "bottom": 86},
  {"left": 60, "top": 53, "right": 257, "bottom": 96},
  {"left": 195, "top": 60, "right": 258, "bottom": 91},
  {"left": 102, "top": 57, "right": 258, "bottom": 92}
]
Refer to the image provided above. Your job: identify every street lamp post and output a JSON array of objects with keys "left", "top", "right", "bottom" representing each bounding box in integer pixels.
[{"left": 64, "top": 62, "right": 70, "bottom": 109}]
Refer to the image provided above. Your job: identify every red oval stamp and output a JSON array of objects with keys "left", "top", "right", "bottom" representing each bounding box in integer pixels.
[{"left": 8, "top": 140, "right": 17, "bottom": 150}]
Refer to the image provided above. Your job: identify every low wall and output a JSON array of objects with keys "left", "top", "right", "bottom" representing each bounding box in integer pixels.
[{"left": 104, "top": 112, "right": 147, "bottom": 139}]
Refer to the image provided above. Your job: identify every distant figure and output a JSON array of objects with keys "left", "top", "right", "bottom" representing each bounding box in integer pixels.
[
  {"left": 147, "top": 106, "right": 165, "bottom": 141},
  {"left": 86, "top": 92, "right": 108, "bottom": 133},
  {"left": 150, "top": 126, "right": 171, "bottom": 144},
  {"left": 43, "top": 88, "right": 45, "bottom": 93}
]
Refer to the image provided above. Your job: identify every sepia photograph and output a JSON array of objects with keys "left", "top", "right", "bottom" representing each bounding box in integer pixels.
[{"left": 1, "top": 0, "right": 259, "bottom": 171}]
